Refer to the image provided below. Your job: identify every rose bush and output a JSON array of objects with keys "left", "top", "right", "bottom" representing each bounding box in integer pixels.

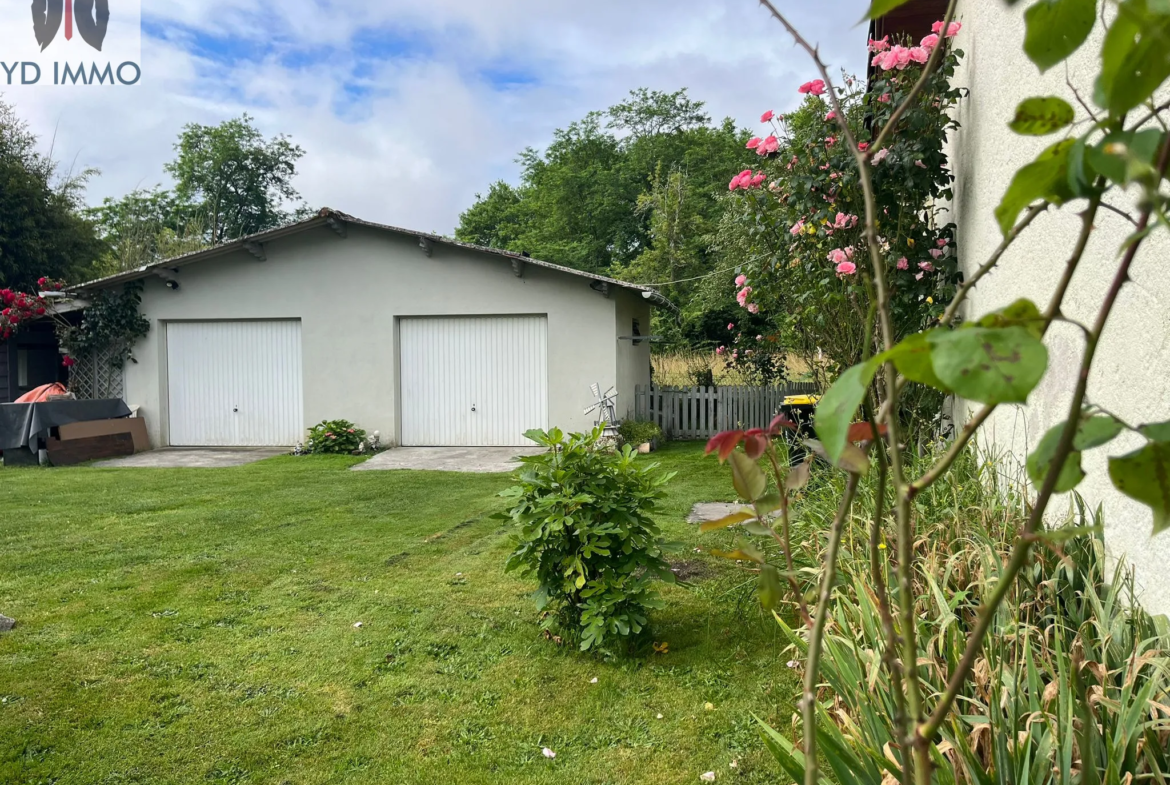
[{"left": 714, "top": 27, "right": 965, "bottom": 435}]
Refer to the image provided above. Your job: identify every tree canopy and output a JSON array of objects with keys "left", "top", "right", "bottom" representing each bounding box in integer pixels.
[
  {"left": 87, "top": 114, "right": 310, "bottom": 274},
  {"left": 0, "top": 99, "right": 104, "bottom": 291},
  {"left": 456, "top": 89, "right": 751, "bottom": 345}
]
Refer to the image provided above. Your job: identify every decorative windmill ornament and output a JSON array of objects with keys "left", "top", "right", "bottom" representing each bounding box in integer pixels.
[{"left": 584, "top": 383, "right": 620, "bottom": 436}]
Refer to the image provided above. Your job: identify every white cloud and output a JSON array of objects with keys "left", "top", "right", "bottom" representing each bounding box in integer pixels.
[{"left": 3, "top": 0, "right": 872, "bottom": 234}]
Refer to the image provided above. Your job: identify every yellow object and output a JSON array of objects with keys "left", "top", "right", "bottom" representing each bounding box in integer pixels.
[{"left": 783, "top": 395, "right": 821, "bottom": 406}]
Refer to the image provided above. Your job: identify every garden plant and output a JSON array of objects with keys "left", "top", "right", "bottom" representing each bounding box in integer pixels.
[
  {"left": 499, "top": 426, "right": 677, "bottom": 654},
  {"left": 704, "top": 2, "right": 1170, "bottom": 784}
]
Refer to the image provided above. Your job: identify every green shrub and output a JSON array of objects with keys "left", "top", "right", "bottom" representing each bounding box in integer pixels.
[
  {"left": 306, "top": 419, "right": 366, "bottom": 454},
  {"left": 499, "top": 426, "right": 676, "bottom": 654},
  {"left": 617, "top": 419, "right": 663, "bottom": 447}
]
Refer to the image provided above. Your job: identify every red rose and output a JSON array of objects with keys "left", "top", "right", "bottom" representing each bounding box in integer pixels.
[{"left": 62, "top": 356, "right": 75, "bottom": 368}]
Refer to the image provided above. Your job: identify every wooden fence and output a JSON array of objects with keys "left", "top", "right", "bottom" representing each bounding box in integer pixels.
[{"left": 633, "top": 383, "right": 820, "bottom": 440}]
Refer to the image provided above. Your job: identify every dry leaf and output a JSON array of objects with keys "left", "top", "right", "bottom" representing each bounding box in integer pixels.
[{"left": 1042, "top": 681, "right": 1060, "bottom": 704}]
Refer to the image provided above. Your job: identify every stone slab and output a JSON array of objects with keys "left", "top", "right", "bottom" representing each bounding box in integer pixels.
[{"left": 352, "top": 447, "right": 544, "bottom": 474}]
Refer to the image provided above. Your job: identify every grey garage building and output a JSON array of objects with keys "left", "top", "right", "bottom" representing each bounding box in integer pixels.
[{"left": 75, "top": 209, "right": 666, "bottom": 449}]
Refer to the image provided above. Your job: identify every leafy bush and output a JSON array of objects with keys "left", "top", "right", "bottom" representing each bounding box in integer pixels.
[
  {"left": 306, "top": 419, "right": 366, "bottom": 454},
  {"left": 617, "top": 419, "right": 663, "bottom": 447},
  {"left": 499, "top": 426, "right": 676, "bottom": 654}
]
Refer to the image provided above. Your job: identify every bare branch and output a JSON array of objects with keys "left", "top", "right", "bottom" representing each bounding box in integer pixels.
[
  {"left": 801, "top": 473, "right": 861, "bottom": 785},
  {"left": 941, "top": 203, "right": 1048, "bottom": 327}
]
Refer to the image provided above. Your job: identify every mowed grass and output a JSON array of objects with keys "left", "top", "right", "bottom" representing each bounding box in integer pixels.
[{"left": 0, "top": 443, "right": 798, "bottom": 785}]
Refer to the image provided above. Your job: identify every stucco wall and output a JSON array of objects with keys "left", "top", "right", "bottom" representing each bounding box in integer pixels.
[
  {"left": 614, "top": 288, "right": 653, "bottom": 421},
  {"left": 121, "top": 225, "right": 639, "bottom": 448},
  {"left": 949, "top": 1, "right": 1170, "bottom": 613}
]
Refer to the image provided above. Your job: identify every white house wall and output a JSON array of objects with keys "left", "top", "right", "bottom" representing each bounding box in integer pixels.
[
  {"left": 950, "top": 2, "right": 1170, "bottom": 613},
  {"left": 121, "top": 225, "right": 626, "bottom": 449},
  {"left": 614, "top": 288, "right": 653, "bottom": 422}
]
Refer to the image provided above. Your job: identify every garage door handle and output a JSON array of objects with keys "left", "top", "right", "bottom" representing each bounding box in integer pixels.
[
  {"left": 471, "top": 404, "right": 477, "bottom": 412},
  {"left": 233, "top": 407, "right": 239, "bottom": 413}
]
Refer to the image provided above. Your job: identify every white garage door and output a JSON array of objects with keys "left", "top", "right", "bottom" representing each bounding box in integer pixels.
[
  {"left": 400, "top": 316, "right": 548, "bottom": 446},
  {"left": 167, "top": 321, "right": 304, "bottom": 447}
]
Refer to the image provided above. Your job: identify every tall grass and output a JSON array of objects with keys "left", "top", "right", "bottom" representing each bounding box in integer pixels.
[
  {"left": 730, "top": 446, "right": 1170, "bottom": 784},
  {"left": 652, "top": 350, "right": 816, "bottom": 387}
]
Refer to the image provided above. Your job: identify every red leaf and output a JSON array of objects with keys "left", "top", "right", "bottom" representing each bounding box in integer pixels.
[
  {"left": 744, "top": 433, "right": 769, "bottom": 459},
  {"left": 705, "top": 430, "right": 745, "bottom": 462},
  {"left": 769, "top": 413, "right": 797, "bottom": 433},
  {"left": 846, "top": 422, "right": 889, "bottom": 444}
]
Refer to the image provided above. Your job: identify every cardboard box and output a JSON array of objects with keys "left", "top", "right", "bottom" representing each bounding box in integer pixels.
[{"left": 57, "top": 417, "right": 149, "bottom": 453}]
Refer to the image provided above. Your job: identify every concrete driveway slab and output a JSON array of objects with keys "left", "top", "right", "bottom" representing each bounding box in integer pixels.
[
  {"left": 94, "top": 449, "right": 285, "bottom": 468},
  {"left": 352, "top": 447, "right": 543, "bottom": 473}
]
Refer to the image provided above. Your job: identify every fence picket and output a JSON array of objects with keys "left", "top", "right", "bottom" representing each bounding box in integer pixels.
[{"left": 637, "top": 382, "right": 818, "bottom": 439}]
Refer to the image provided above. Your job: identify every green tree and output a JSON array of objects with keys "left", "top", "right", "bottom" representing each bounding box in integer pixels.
[
  {"left": 0, "top": 99, "right": 104, "bottom": 290},
  {"left": 165, "top": 114, "right": 307, "bottom": 245},
  {"left": 456, "top": 88, "right": 749, "bottom": 329},
  {"left": 86, "top": 187, "right": 207, "bottom": 275}
]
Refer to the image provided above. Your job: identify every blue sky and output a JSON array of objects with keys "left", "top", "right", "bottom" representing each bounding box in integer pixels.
[{"left": 9, "top": 0, "right": 872, "bottom": 234}]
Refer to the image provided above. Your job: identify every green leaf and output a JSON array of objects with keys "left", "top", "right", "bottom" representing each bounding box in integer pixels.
[
  {"left": 1027, "top": 422, "right": 1087, "bottom": 493},
  {"left": 758, "top": 565, "right": 783, "bottom": 610},
  {"left": 729, "top": 451, "right": 768, "bottom": 502},
  {"left": 1100, "top": 12, "right": 1170, "bottom": 116},
  {"left": 1010, "top": 96, "right": 1076, "bottom": 135},
  {"left": 1023, "top": 0, "right": 1097, "bottom": 72},
  {"left": 1139, "top": 420, "right": 1170, "bottom": 441},
  {"left": 863, "top": 0, "right": 914, "bottom": 20},
  {"left": 995, "top": 139, "right": 1076, "bottom": 236},
  {"left": 1075, "top": 415, "right": 1125, "bottom": 449},
  {"left": 881, "top": 331, "right": 951, "bottom": 392},
  {"left": 1067, "top": 135, "right": 1098, "bottom": 197},
  {"left": 814, "top": 359, "right": 879, "bottom": 468},
  {"left": 928, "top": 326, "right": 1049, "bottom": 404},
  {"left": 976, "top": 298, "right": 1045, "bottom": 339},
  {"left": 806, "top": 439, "right": 871, "bottom": 476},
  {"left": 785, "top": 459, "right": 812, "bottom": 491},
  {"left": 1087, "top": 130, "right": 1168, "bottom": 186},
  {"left": 699, "top": 509, "right": 756, "bottom": 533},
  {"left": 1109, "top": 442, "right": 1170, "bottom": 534}
]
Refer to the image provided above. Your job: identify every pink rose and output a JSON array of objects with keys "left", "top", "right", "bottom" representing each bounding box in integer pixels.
[
  {"left": 929, "top": 248, "right": 943, "bottom": 259},
  {"left": 825, "top": 110, "right": 837, "bottom": 121},
  {"left": 716, "top": 346, "right": 725, "bottom": 355},
  {"left": 946, "top": 21, "right": 962, "bottom": 37},
  {"left": 756, "top": 335, "right": 763, "bottom": 342},
  {"left": 919, "top": 261, "right": 934, "bottom": 272},
  {"left": 757, "top": 135, "right": 780, "bottom": 155},
  {"left": 908, "top": 46, "right": 930, "bottom": 64},
  {"left": 798, "top": 79, "right": 826, "bottom": 96},
  {"left": 749, "top": 173, "right": 767, "bottom": 188},
  {"left": 728, "top": 323, "right": 735, "bottom": 331},
  {"left": 877, "top": 93, "right": 891, "bottom": 103},
  {"left": 825, "top": 136, "right": 837, "bottom": 146},
  {"left": 761, "top": 110, "right": 774, "bottom": 122},
  {"left": 735, "top": 274, "right": 747, "bottom": 286},
  {"left": 878, "top": 50, "right": 899, "bottom": 71},
  {"left": 896, "top": 257, "right": 909, "bottom": 270},
  {"left": 858, "top": 142, "right": 869, "bottom": 151},
  {"left": 872, "top": 148, "right": 890, "bottom": 164},
  {"left": 921, "top": 33, "right": 940, "bottom": 49},
  {"left": 790, "top": 219, "right": 805, "bottom": 236},
  {"left": 894, "top": 46, "right": 913, "bottom": 69},
  {"left": 746, "top": 137, "right": 762, "bottom": 149},
  {"left": 836, "top": 262, "right": 857, "bottom": 276},
  {"left": 746, "top": 303, "right": 760, "bottom": 314},
  {"left": 915, "top": 159, "right": 927, "bottom": 168},
  {"left": 868, "top": 36, "right": 890, "bottom": 53},
  {"left": 937, "top": 238, "right": 948, "bottom": 247}
]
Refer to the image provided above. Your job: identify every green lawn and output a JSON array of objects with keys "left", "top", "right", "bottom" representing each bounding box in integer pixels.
[{"left": 0, "top": 443, "right": 797, "bottom": 785}]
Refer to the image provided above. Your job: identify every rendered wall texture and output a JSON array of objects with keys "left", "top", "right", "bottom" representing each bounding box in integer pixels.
[
  {"left": 950, "top": 1, "right": 1170, "bottom": 612},
  {"left": 119, "top": 225, "right": 642, "bottom": 448}
]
